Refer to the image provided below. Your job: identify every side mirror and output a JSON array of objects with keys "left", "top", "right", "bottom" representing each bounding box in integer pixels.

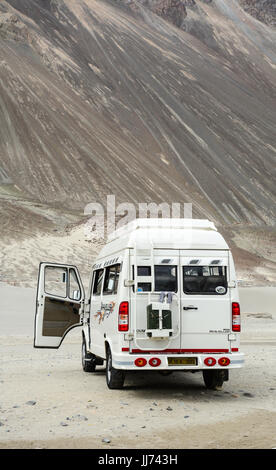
[{"left": 228, "top": 281, "right": 236, "bottom": 288}]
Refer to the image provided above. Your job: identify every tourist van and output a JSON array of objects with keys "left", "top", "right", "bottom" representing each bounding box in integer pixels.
[{"left": 34, "top": 218, "right": 244, "bottom": 390}]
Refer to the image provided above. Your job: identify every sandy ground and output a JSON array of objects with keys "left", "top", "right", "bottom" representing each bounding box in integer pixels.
[{"left": 0, "top": 285, "right": 276, "bottom": 449}]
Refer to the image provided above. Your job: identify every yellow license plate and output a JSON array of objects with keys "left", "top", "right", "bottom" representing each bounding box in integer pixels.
[{"left": 168, "top": 357, "right": 197, "bottom": 366}]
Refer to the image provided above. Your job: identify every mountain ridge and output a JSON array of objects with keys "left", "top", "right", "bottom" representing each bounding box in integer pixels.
[{"left": 0, "top": 0, "right": 275, "bottom": 286}]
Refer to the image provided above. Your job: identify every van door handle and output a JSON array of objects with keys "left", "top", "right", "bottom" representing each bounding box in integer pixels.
[{"left": 183, "top": 306, "right": 198, "bottom": 310}]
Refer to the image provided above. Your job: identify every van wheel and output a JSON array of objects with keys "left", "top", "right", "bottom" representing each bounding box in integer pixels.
[
  {"left": 203, "top": 370, "right": 226, "bottom": 390},
  {"left": 106, "top": 347, "right": 125, "bottom": 389},
  {"left": 82, "top": 337, "right": 96, "bottom": 373}
]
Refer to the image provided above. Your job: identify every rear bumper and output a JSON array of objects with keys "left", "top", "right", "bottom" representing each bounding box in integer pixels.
[{"left": 112, "top": 351, "right": 245, "bottom": 371}]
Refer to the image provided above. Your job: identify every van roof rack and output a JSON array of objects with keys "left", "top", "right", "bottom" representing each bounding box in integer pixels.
[{"left": 108, "top": 218, "right": 217, "bottom": 242}]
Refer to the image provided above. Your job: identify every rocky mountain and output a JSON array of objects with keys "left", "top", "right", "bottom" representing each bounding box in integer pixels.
[
  {"left": 117, "top": 0, "right": 276, "bottom": 31},
  {"left": 0, "top": 0, "right": 275, "bottom": 286},
  {"left": 239, "top": 0, "right": 276, "bottom": 27}
]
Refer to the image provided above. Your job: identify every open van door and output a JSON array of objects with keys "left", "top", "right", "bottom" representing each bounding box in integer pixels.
[{"left": 34, "top": 263, "right": 85, "bottom": 349}]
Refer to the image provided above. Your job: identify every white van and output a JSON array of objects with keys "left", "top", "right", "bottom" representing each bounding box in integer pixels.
[{"left": 34, "top": 218, "right": 244, "bottom": 390}]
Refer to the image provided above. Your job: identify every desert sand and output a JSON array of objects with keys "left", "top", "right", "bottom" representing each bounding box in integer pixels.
[{"left": 0, "top": 283, "right": 275, "bottom": 449}]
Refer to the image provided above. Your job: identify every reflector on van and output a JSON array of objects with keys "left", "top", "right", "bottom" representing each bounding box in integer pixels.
[
  {"left": 149, "top": 358, "right": 161, "bottom": 367},
  {"left": 218, "top": 357, "right": 230, "bottom": 366},
  {"left": 204, "top": 357, "right": 216, "bottom": 367},
  {"left": 135, "top": 358, "right": 147, "bottom": 367}
]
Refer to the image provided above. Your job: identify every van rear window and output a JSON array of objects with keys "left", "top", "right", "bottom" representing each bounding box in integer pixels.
[
  {"left": 154, "top": 265, "right": 177, "bottom": 292},
  {"left": 132, "top": 265, "right": 177, "bottom": 292},
  {"left": 137, "top": 282, "right": 151, "bottom": 292},
  {"left": 137, "top": 266, "right": 151, "bottom": 276},
  {"left": 183, "top": 266, "right": 227, "bottom": 295}
]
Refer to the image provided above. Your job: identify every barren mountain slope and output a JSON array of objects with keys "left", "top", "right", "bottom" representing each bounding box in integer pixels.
[
  {"left": 0, "top": 0, "right": 275, "bottom": 286},
  {"left": 239, "top": 0, "right": 276, "bottom": 27}
]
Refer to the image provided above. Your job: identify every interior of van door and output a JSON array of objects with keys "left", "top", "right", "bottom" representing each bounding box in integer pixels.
[
  {"left": 34, "top": 263, "right": 85, "bottom": 348},
  {"left": 42, "top": 265, "right": 83, "bottom": 337},
  {"left": 42, "top": 297, "right": 82, "bottom": 337}
]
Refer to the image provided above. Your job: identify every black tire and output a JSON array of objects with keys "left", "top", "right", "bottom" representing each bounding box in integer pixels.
[
  {"left": 106, "top": 347, "right": 125, "bottom": 389},
  {"left": 82, "top": 337, "right": 96, "bottom": 373},
  {"left": 203, "top": 369, "right": 227, "bottom": 390}
]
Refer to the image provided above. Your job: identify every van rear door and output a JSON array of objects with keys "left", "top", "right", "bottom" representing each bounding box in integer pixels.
[
  {"left": 34, "top": 263, "right": 85, "bottom": 348},
  {"left": 130, "top": 249, "right": 181, "bottom": 352},
  {"left": 180, "top": 250, "right": 231, "bottom": 352}
]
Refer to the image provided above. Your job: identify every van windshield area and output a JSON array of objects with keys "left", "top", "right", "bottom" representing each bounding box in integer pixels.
[{"left": 183, "top": 266, "right": 227, "bottom": 295}]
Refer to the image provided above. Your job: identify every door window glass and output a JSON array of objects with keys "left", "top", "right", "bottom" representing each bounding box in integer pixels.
[
  {"left": 93, "top": 269, "right": 104, "bottom": 295},
  {"left": 69, "top": 269, "right": 81, "bottom": 301},
  {"left": 44, "top": 266, "right": 67, "bottom": 298},
  {"left": 183, "top": 266, "right": 227, "bottom": 294},
  {"left": 103, "top": 264, "right": 121, "bottom": 295},
  {"left": 154, "top": 265, "right": 177, "bottom": 292}
]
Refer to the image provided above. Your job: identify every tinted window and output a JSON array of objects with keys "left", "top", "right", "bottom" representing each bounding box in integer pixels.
[
  {"left": 137, "top": 266, "right": 151, "bottom": 276},
  {"left": 103, "top": 264, "right": 121, "bottom": 295},
  {"left": 183, "top": 266, "right": 227, "bottom": 295},
  {"left": 154, "top": 265, "right": 177, "bottom": 292},
  {"left": 93, "top": 269, "right": 104, "bottom": 295},
  {"left": 137, "top": 282, "right": 151, "bottom": 292}
]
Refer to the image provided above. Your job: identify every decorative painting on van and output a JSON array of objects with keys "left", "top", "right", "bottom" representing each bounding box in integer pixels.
[{"left": 94, "top": 301, "right": 116, "bottom": 324}]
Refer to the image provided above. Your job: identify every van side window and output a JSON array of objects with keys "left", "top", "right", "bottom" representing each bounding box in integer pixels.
[
  {"left": 93, "top": 269, "right": 104, "bottom": 295},
  {"left": 183, "top": 266, "right": 227, "bottom": 295},
  {"left": 103, "top": 264, "right": 121, "bottom": 295}
]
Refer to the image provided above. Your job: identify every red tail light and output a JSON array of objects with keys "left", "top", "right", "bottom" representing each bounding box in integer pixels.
[
  {"left": 149, "top": 357, "right": 161, "bottom": 367},
  {"left": 135, "top": 358, "right": 147, "bottom": 367},
  {"left": 232, "top": 302, "right": 241, "bottom": 332},
  {"left": 204, "top": 357, "right": 216, "bottom": 367},
  {"left": 218, "top": 357, "right": 230, "bottom": 366},
  {"left": 118, "top": 301, "right": 129, "bottom": 331}
]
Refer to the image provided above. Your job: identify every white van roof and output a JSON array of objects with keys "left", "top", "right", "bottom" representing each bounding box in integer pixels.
[{"left": 97, "top": 219, "right": 229, "bottom": 259}]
